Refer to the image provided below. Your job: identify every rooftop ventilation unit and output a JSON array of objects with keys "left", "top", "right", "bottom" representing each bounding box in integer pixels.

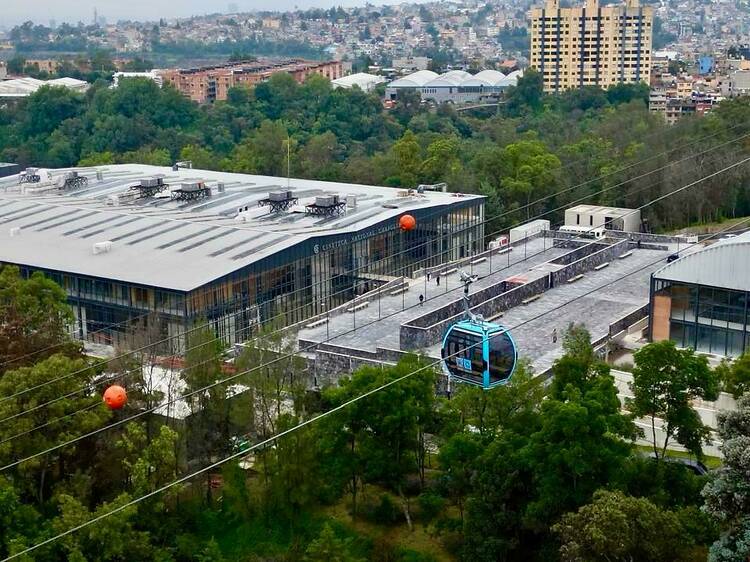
[
  {"left": 305, "top": 194, "right": 346, "bottom": 216},
  {"left": 346, "top": 195, "right": 357, "bottom": 208},
  {"left": 417, "top": 182, "right": 448, "bottom": 193},
  {"left": 59, "top": 170, "right": 88, "bottom": 190},
  {"left": 92, "top": 241, "right": 113, "bottom": 255},
  {"left": 18, "top": 167, "right": 41, "bottom": 185},
  {"left": 258, "top": 189, "right": 298, "bottom": 213},
  {"left": 9, "top": 227, "right": 21, "bottom": 237},
  {"left": 129, "top": 177, "right": 168, "bottom": 198},
  {"left": 171, "top": 181, "right": 210, "bottom": 201}
]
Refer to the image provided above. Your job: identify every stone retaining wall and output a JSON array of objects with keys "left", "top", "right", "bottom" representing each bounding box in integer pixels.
[{"left": 400, "top": 239, "right": 630, "bottom": 351}]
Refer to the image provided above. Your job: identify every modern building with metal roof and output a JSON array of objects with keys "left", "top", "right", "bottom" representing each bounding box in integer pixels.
[
  {"left": 649, "top": 231, "right": 750, "bottom": 357},
  {"left": 0, "top": 164, "right": 484, "bottom": 346},
  {"left": 385, "top": 69, "right": 523, "bottom": 105}
]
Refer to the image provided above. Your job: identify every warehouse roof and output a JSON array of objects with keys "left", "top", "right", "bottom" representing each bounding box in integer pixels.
[
  {"left": 0, "top": 164, "right": 482, "bottom": 292},
  {"left": 653, "top": 232, "right": 750, "bottom": 292},
  {"left": 0, "top": 77, "right": 89, "bottom": 98}
]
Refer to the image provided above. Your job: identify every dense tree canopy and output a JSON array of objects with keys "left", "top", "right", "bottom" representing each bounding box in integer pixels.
[{"left": 3, "top": 72, "right": 750, "bottom": 235}]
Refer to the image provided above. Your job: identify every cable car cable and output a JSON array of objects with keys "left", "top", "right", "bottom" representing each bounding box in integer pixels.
[
  {"left": 3, "top": 156, "right": 747, "bottom": 471},
  {"left": 6, "top": 214, "right": 748, "bottom": 562},
  {"left": 1, "top": 139, "right": 742, "bottom": 432},
  {"left": 1, "top": 128, "right": 745, "bottom": 411}
]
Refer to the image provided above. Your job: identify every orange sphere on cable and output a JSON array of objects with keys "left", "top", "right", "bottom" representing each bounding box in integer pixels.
[
  {"left": 399, "top": 214, "right": 416, "bottom": 231},
  {"left": 103, "top": 385, "right": 127, "bottom": 410}
]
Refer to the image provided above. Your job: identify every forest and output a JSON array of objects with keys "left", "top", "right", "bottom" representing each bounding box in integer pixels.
[
  {"left": 0, "top": 262, "right": 749, "bottom": 561},
  {"left": 2, "top": 69, "right": 750, "bottom": 236}
]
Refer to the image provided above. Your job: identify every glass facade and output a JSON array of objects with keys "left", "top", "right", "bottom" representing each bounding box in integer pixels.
[
  {"left": 10, "top": 199, "right": 484, "bottom": 348},
  {"left": 650, "top": 278, "right": 750, "bottom": 357}
]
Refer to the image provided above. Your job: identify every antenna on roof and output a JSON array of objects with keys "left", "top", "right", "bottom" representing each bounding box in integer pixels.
[{"left": 285, "top": 134, "right": 291, "bottom": 189}]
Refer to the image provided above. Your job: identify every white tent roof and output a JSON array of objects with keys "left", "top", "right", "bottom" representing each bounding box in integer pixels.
[
  {"left": 0, "top": 76, "right": 89, "bottom": 97},
  {"left": 462, "top": 69, "right": 506, "bottom": 87},
  {"left": 332, "top": 72, "right": 386, "bottom": 89},
  {"left": 388, "top": 70, "right": 438, "bottom": 88}
]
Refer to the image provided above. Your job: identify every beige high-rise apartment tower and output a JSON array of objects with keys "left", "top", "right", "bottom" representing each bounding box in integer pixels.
[{"left": 529, "top": 0, "right": 652, "bottom": 93}]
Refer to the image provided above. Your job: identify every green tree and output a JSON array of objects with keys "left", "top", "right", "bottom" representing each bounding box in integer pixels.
[
  {"left": 0, "top": 355, "right": 111, "bottom": 503},
  {"left": 180, "top": 144, "right": 217, "bottom": 170},
  {"left": 0, "top": 266, "right": 78, "bottom": 374},
  {"left": 391, "top": 130, "right": 422, "bottom": 188},
  {"left": 464, "top": 357, "right": 634, "bottom": 560},
  {"left": 20, "top": 86, "right": 84, "bottom": 138},
  {"left": 716, "top": 354, "right": 750, "bottom": 398},
  {"left": 554, "top": 490, "right": 698, "bottom": 562},
  {"left": 305, "top": 523, "right": 364, "bottom": 562},
  {"left": 7, "top": 56, "right": 26, "bottom": 75},
  {"left": 505, "top": 68, "right": 543, "bottom": 115},
  {"left": 702, "top": 394, "right": 750, "bottom": 562},
  {"left": 497, "top": 140, "right": 560, "bottom": 220},
  {"left": 630, "top": 340, "right": 719, "bottom": 459},
  {"left": 420, "top": 136, "right": 461, "bottom": 183},
  {"left": 437, "top": 432, "right": 482, "bottom": 522},
  {"left": 561, "top": 322, "right": 595, "bottom": 364},
  {"left": 0, "top": 476, "right": 39, "bottom": 559},
  {"left": 182, "top": 322, "right": 227, "bottom": 498}
]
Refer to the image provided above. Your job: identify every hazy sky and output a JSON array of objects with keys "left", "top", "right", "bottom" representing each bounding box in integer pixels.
[{"left": 0, "top": 0, "right": 409, "bottom": 27}]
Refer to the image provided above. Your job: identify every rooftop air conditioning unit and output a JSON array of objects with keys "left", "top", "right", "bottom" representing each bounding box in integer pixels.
[
  {"left": 316, "top": 195, "right": 336, "bottom": 207},
  {"left": 269, "top": 190, "right": 292, "bottom": 202},
  {"left": 181, "top": 182, "right": 203, "bottom": 192},
  {"left": 346, "top": 194, "right": 357, "bottom": 208},
  {"left": 141, "top": 177, "right": 162, "bottom": 188},
  {"left": 397, "top": 190, "right": 410, "bottom": 197},
  {"left": 92, "top": 241, "right": 113, "bottom": 255}
]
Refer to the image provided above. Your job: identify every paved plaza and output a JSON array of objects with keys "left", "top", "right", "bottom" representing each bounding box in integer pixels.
[{"left": 298, "top": 236, "right": 679, "bottom": 373}]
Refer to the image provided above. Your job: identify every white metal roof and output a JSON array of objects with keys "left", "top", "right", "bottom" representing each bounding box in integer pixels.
[
  {"left": 331, "top": 72, "right": 386, "bottom": 89},
  {"left": 462, "top": 69, "right": 506, "bottom": 87},
  {"left": 567, "top": 204, "right": 638, "bottom": 217},
  {"left": 0, "top": 164, "right": 482, "bottom": 292},
  {"left": 390, "top": 68, "right": 521, "bottom": 90},
  {"left": 0, "top": 77, "right": 88, "bottom": 98},
  {"left": 654, "top": 233, "right": 750, "bottom": 292},
  {"left": 388, "top": 70, "right": 438, "bottom": 87}
]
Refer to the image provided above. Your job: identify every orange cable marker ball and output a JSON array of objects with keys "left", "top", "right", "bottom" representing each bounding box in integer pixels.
[
  {"left": 103, "top": 385, "right": 127, "bottom": 410},
  {"left": 399, "top": 214, "right": 416, "bottom": 231}
]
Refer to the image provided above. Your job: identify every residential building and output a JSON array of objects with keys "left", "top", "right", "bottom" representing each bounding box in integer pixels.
[
  {"left": 159, "top": 59, "right": 343, "bottom": 103},
  {"left": 649, "top": 232, "right": 750, "bottom": 357},
  {"left": 25, "top": 59, "right": 62, "bottom": 74},
  {"left": 0, "top": 164, "right": 484, "bottom": 347},
  {"left": 392, "top": 56, "right": 431, "bottom": 71},
  {"left": 529, "top": 0, "right": 653, "bottom": 93}
]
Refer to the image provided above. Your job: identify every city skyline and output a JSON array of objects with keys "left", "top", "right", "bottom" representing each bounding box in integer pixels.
[{"left": 0, "top": 0, "right": 426, "bottom": 27}]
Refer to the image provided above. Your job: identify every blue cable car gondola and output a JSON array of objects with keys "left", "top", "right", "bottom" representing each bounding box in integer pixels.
[{"left": 440, "top": 272, "right": 518, "bottom": 390}]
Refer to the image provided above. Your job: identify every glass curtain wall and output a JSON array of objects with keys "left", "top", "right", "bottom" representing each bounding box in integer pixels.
[{"left": 652, "top": 278, "right": 750, "bottom": 357}]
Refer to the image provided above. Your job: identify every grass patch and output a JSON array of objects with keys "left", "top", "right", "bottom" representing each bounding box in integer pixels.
[
  {"left": 634, "top": 444, "right": 722, "bottom": 469},
  {"left": 670, "top": 216, "right": 750, "bottom": 236}
]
